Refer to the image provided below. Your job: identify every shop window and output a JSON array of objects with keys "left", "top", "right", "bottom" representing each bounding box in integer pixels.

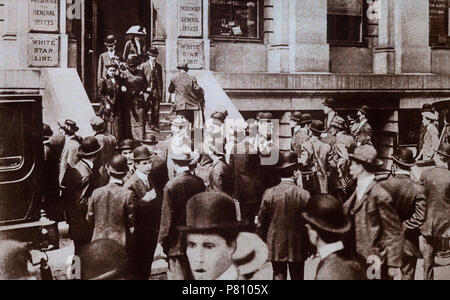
[
  {"left": 327, "top": 0, "right": 367, "bottom": 44},
  {"left": 210, "top": 0, "right": 262, "bottom": 40},
  {"left": 429, "top": 0, "right": 450, "bottom": 47}
]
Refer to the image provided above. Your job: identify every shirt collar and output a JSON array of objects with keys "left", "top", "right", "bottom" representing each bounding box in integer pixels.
[
  {"left": 107, "top": 51, "right": 115, "bottom": 58},
  {"left": 281, "top": 178, "right": 295, "bottom": 184},
  {"left": 394, "top": 169, "right": 410, "bottom": 177},
  {"left": 109, "top": 177, "right": 123, "bottom": 185},
  {"left": 318, "top": 241, "right": 344, "bottom": 261},
  {"left": 176, "top": 166, "right": 191, "bottom": 174},
  {"left": 81, "top": 158, "right": 94, "bottom": 170},
  {"left": 356, "top": 174, "right": 375, "bottom": 200},
  {"left": 216, "top": 264, "right": 239, "bottom": 280},
  {"left": 135, "top": 169, "right": 149, "bottom": 184}
]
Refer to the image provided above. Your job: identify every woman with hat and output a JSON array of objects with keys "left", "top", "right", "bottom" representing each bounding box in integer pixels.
[
  {"left": 381, "top": 148, "right": 426, "bottom": 280},
  {"left": 302, "top": 194, "right": 366, "bottom": 280},
  {"left": 344, "top": 145, "right": 404, "bottom": 279},
  {"left": 123, "top": 25, "right": 148, "bottom": 64},
  {"left": 417, "top": 111, "right": 440, "bottom": 161},
  {"left": 256, "top": 151, "right": 310, "bottom": 280},
  {"left": 98, "top": 35, "right": 120, "bottom": 86},
  {"left": 179, "top": 192, "right": 268, "bottom": 280},
  {"left": 121, "top": 54, "right": 148, "bottom": 141},
  {"left": 354, "top": 105, "right": 373, "bottom": 147},
  {"left": 140, "top": 47, "right": 163, "bottom": 132},
  {"left": 87, "top": 154, "right": 135, "bottom": 251},
  {"left": 419, "top": 143, "right": 450, "bottom": 280}
]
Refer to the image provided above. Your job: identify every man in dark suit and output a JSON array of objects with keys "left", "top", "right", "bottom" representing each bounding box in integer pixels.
[
  {"left": 87, "top": 154, "right": 135, "bottom": 251},
  {"left": 140, "top": 47, "right": 163, "bottom": 132},
  {"left": 97, "top": 35, "right": 120, "bottom": 87},
  {"left": 382, "top": 148, "right": 426, "bottom": 280},
  {"left": 302, "top": 194, "right": 366, "bottom": 280},
  {"left": 419, "top": 143, "right": 450, "bottom": 280},
  {"left": 168, "top": 63, "right": 205, "bottom": 129},
  {"left": 124, "top": 146, "right": 162, "bottom": 280},
  {"left": 61, "top": 137, "right": 103, "bottom": 255},
  {"left": 257, "top": 151, "right": 310, "bottom": 280},
  {"left": 343, "top": 145, "right": 404, "bottom": 280},
  {"left": 156, "top": 147, "right": 206, "bottom": 280}
]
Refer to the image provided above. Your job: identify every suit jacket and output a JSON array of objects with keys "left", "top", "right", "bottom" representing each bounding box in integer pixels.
[
  {"left": 316, "top": 249, "right": 367, "bottom": 280},
  {"left": 291, "top": 129, "right": 309, "bottom": 157},
  {"left": 354, "top": 120, "right": 373, "bottom": 147},
  {"left": 256, "top": 181, "right": 310, "bottom": 262},
  {"left": 381, "top": 174, "right": 426, "bottom": 257},
  {"left": 419, "top": 124, "right": 440, "bottom": 160},
  {"left": 343, "top": 180, "right": 404, "bottom": 268},
  {"left": 59, "top": 136, "right": 82, "bottom": 184},
  {"left": 61, "top": 159, "right": 95, "bottom": 242},
  {"left": 299, "top": 137, "right": 331, "bottom": 193},
  {"left": 98, "top": 76, "right": 124, "bottom": 119},
  {"left": 328, "top": 133, "right": 355, "bottom": 189},
  {"left": 206, "top": 158, "right": 234, "bottom": 197},
  {"left": 158, "top": 171, "right": 206, "bottom": 257},
  {"left": 87, "top": 181, "right": 135, "bottom": 247},
  {"left": 420, "top": 166, "right": 450, "bottom": 238},
  {"left": 97, "top": 52, "right": 120, "bottom": 86},
  {"left": 169, "top": 72, "right": 204, "bottom": 111},
  {"left": 139, "top": 60, "right": 163, "bottom": 102},
  {"left": 325, "top": 113, "right": 340, "bottom": 133}
]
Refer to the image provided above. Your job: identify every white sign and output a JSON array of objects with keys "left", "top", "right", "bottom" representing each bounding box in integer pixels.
[
  {"left": 178, "top": 0, "right": 202, "bottom": 37},
  {"left": 29, "top": 0, "right": 59, "bottom": 32},
  {"left": 177, "top": 39, "right": 203, "bottom": 69},
  {"left": 28, "top": 34, "right": 59, "bottom": 67}
]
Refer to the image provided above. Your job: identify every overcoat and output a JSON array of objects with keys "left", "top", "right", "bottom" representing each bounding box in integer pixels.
[
  {"left": 354, "top": 120, "right": 373, "bottom": 147},
  {"left": 98, "top": 76, "right": 124, "bottom": 140},
  {"left": 256, "top": 181, "right": 310, "bottom": 262},
  {"left": 418, "top": 124, "right": 440, "bottom": 160},
  {"left": 316, "top": 250, "right": 367, "bottom": 280},
  {"left": 168, "top": 72, "right": 204, "bottom": 111}
]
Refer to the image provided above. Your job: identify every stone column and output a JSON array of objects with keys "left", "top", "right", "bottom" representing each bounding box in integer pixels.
[
  {"left": 373, "top": 0, "right": 395, "bottom": 74},
  {"left": 292, "top": 0, "right": 329, "bottom": 72},
  {"left": 394, "top": 0, "right": 431, "bottom": 73},
  {"left": 266, "top": 0, "right": 290, "bottom": 73}
]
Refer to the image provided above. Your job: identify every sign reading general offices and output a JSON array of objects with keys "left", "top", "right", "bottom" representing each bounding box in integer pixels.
[
  {"left": 178, "top": 0, "right": 202, "bottom": 37},
  {"left": 29, "top": 0, "right": 59, "bottom": 33}
]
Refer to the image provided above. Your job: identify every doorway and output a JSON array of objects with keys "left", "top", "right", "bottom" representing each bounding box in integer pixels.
[{"left": 82, "top": 0, "right": 153, "bottom": 101}]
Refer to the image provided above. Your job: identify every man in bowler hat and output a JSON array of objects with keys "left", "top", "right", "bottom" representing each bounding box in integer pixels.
[
  {"left": 98, "top": 35, "right": 120, "bottom": 86},
  {"left": 343, "top": 145, "right": 404, "bottom": 279},
  {"left": 61, "top": 137, "right": 103, "bottom": 255},
  {"left": 124, "top": 146, "right": 161, "bottom": 279},
  {"left": 156, "top": 146, "right": 206, "bottom": 280},
  {"left": 381, "top": 148, "right": 426, "bottom": 280},
  {"left": 257, "top": 151, "right": 310, "bottom": 280},
  {"left": 302, "top": 194, "right": 366, "bottom": 280},
  {"left": 179, "top": 192, "right": 269, "bottom": 280}
]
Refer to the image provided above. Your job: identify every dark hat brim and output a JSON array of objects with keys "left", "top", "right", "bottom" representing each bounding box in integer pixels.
[
  {"left": 177, "top": 221, "right": 248, "bottom": 233},
  {"left": 291, "top": 117, "right": 302, "bottom": 122},
  {"left": 104, "top": 41, "right": 117, "bottom": 46},
  {"left": 276, "top": 162, "right": 298, "bottom": 169},
  {"left": 391, "top": 155, "right": 415, "bottom": 167},
  {"left": 106, "top": 165, "right": 129, "bottom": 176},
  {"left": 140, "top": 140, "right": 158, "bottom": 146},
  {"left": 349, "top": 154, "right": 384, "bottom": 169},
  {"left": 300, "top": 120, "right": 312, "bottom": 125},
  {"left": 310, "top": 127, "right": 326, "bottom": 134},
  {"left": 78, "top": 143, "right": 103, "bottom": 157},
  {"left": 131, "top": 155, "right": 153, "bottom": 161},
  {"left": 301, "top": 212, "right": 351, "bottom": 234}
]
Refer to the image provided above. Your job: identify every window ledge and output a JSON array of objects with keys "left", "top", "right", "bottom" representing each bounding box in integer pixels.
[
  {"left": 431, "top": 45, "right": 450, "bottom": 50},
  {"left": 210, "top": 36, "right": 263, "bottom": 44},
  {"left": 328, "top": 41, "right": 368, "bottom": 48}
]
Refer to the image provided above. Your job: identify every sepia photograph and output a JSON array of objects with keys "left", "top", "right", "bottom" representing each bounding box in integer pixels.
[{"left": 0, "top": 0, "right": 449, "bottom": 283}]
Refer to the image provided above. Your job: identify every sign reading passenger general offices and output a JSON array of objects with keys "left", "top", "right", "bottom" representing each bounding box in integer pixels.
[
  {"left": 29, "top": 0, "right": 59, "bottom": 32},
  {"left": 178, "top": 0, "right": 202, "bottom": 37}
]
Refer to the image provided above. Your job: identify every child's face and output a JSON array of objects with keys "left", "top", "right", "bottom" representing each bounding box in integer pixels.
[{"left": 107, "top": 67, "right": 117, "bottom": 77}]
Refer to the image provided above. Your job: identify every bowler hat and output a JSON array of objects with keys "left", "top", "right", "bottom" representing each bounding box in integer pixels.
[
  {"left": 79, "top": 239, "right": 129, "bottom": 280},
  {"left": 358, "top": 105, "right": 370, "bottom": 115},
  {"left": 392, "top": 148, "right": 416, "bottom": 167},
  {"left": 291, "top": 111, "right": 302, "bottom": 122},
  {"left": 323, "top": 98, "right": 336, "bottom": 108},
  {"left": 141, "top": 134, "right": 158, "bottom": 146},
  {"left": 302, "top": 194, "right": 351, "bottom": 234},
  {"left": 349, "top": 145, "right": 384, "bottom": 170},
  {"left": 126, "top": 54, "right": 140, "bottom": 67},
  {"left": 423, "top": 111, "right": 438, "bottom": 121},
  {"left": 436, "top": 143, "right": 450, "bottom": 158},
  {"left": 59, "top": 119, "right": 79, "bottom": 134},
  {"left": 260, "top": 112, "right": 273, "bottom": 121},
  {"left": 42, "top": 123, "right": 53, "bottom": 140},
  {"left": 309, "top": 120, "right": 325, "bottom": 133},
  {"left": 276, "top": 151, "right": 299, "bottom": 169},
  {"left": 299, "top": 113, "right": 312, "bottom": 125},
  {"left": 178, "top": 192, "right": 247, "bottom": 232},
  {"left": 126, "top": 25, "right": 147, "bottom": 36},
  {"left": 90, "top": 116, "right": 105, "bottom": 131},
  {"left": 255, "top": 112, "right": 264, "bottom": 121},
  {"left": 131, "top": 146, "right": 153, "bottom": 161},
  {"left": 330, "top": 116, "right": 347, "bottom": 131},
  {"left": 107, "top": 154, "right": 129, "bottom": 176},
  {"left": 177, "top": 62, "right": 189, "bottom": 70},
  {"left": 104, "top": 35, "right": 117, "bottom": 46},
  {"left": 117, "top": 139, "right": 137, "bottom": 151},
  {"left": 78, "top": 137, "right": 103, "bottom": 157},
  {"left": 147, "top": 47, "right": 159, "bottom": 57},
  {"left": 421, "top": 103, "right": 434, "bottom": 113},
  {"left": 211, "top": 111, "right": 228, "bottom": 124}
]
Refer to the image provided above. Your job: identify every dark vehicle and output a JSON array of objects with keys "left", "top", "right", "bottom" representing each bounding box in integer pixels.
[{"left": 0, "top": 95, "right": 57, "bottom": 251}]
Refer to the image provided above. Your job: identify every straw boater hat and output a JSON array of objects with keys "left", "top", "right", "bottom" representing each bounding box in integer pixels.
[
  {"left": 391, "top": 148, "right": 416, "bottom": 168},
  {"left": 178, "top": 192, "right": 268, "bottom": 276},
  {"left": 77, "top": 137, "right": 103, "bottom": 157},
  {"left": 106, "top": 154, "right": 130, "bottom": 177},
  {"left": 126, "top": 25, "right": 147, "bottom": 36},
  {"left": 302, "top": 194, "right": 351, "bottom": 234},
  {"left": 170, "top": 144, "right": 199, "bottom": 162}
]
